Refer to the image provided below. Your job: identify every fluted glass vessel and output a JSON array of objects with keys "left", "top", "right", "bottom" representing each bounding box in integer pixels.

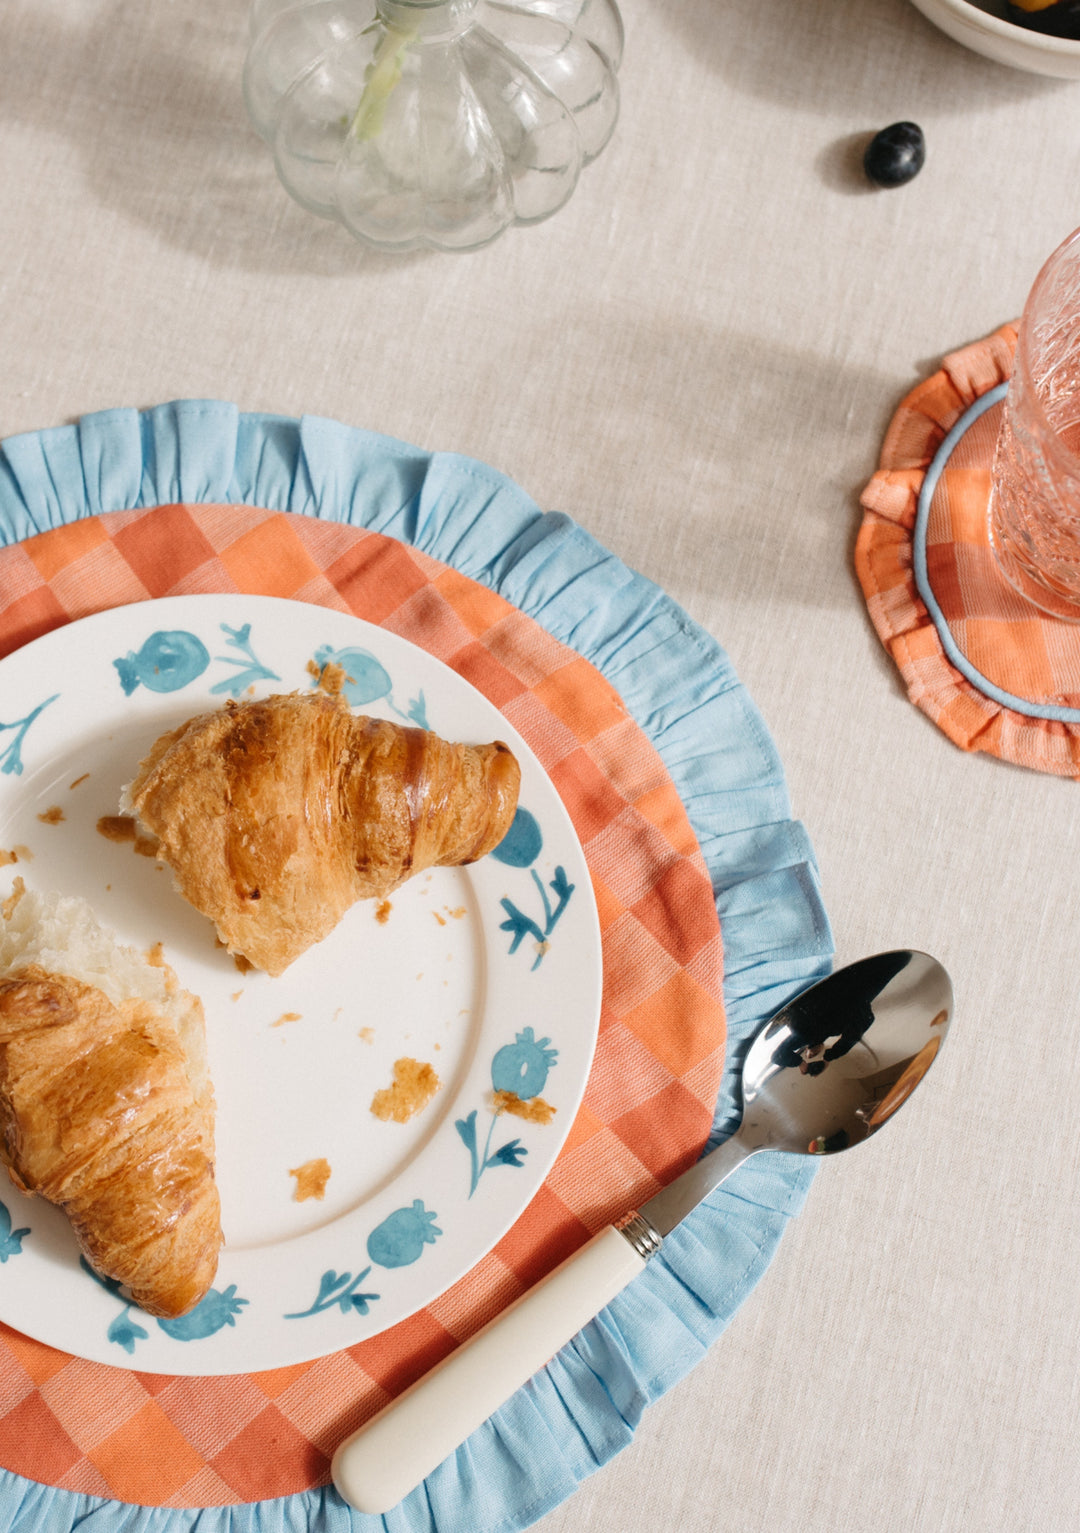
[{"left": 243, "top": 0, "right": 623, "bottom": 252}]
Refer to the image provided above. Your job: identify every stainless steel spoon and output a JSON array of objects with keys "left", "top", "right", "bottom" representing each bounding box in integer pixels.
[{"left": 332, "top": 949, "right": 953, "bottom": 1515}]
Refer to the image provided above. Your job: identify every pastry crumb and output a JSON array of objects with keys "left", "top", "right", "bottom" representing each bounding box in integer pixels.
[
  {"left": 144, "top": 942, "right": 178, "bottom": 994},
  {"left": 231, "top": 990, "right": 243, "bottom": 1002},
  {"left": 493, "top": 1090, "right": 557, "bottom": 1125},
  {"left": 370, "top": 1057, "right": 441, "bottom": 1124},
  {"left": 97, "top": 815, "right": 136, "bottom": 843},
  {"left": 308, "top": 658, "right": 349, "bottom": 697},
  {"left": 432, "top": 910, "right": 446, "bottom": 927},
  {"left": 375, "top": 899, "right": 392, "bottom": 925},
  {"left": 0, "top": 850, "right": 16, "bottom": 868},
  {"left": 97, "top": 815, "right": 160, "bottom": 858},
  {"left": 36, "top": 806, "right": 64, "bottom": 825},
  {"left": 1, "top": 878, "right": 26, "bottom": 921},
  {"left": 447, "top": 906, "right": 466, "bottom": 920},
  {"left": 289, "top": 1157, "right": 332, "bottom": 1201},
  {"left": 357, "top": 1026, "right": 374, "bottom": 1043},
  {"left": 271, "top": 1011, "right": 302, "bottom": 1028},
  {"left": 69, "top": 773, "right": 90, "bottom": 790}
]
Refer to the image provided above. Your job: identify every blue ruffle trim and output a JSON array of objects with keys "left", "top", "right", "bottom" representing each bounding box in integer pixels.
[{"left": 0, "top": 401, "right": 834, "bottom": 1532}]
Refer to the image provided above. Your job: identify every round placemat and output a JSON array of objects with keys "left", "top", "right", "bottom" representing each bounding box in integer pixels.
[{"left": 0, "top": 402, "right": 833, "bottom": 1532}]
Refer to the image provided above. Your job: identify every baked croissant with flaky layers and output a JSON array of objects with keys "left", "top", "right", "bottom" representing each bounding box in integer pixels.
[
  {"left": 126, "top": 690, "right": 521, "bottom": 976},
  {"left": 0, "top": 888, "right": 220, "bottom": 1318}
]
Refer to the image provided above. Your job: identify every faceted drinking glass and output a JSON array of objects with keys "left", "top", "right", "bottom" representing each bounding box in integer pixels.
[{"left": 988, "top": 225, "right": 1080, "bottom": 621}]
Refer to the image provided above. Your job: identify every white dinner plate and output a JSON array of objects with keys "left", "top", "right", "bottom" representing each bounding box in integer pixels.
[{"left": 0, "top": 594, "right": 601, "bottom": 1374}]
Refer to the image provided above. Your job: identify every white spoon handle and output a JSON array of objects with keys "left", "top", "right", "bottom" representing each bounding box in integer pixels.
[{"left": 330, "top": 1223, "right": 649, "bottom": 1515}]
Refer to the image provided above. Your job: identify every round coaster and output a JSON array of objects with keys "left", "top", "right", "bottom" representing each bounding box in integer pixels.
[{"left": 858, "top": 322, "right": 1080, "bottom": 778}]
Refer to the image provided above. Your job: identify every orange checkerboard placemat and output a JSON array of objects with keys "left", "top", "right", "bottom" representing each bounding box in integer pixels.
[
  {"left": 0, "top": 502, "right": 726, "bottom": 1508},
  {"left": 857, "top": 322, "right": 1080, "bottom": 779}
]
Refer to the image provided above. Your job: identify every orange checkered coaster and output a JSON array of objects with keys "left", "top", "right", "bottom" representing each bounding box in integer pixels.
[
  {"left": 0, "top": 503, "right": 726, "bottom": 1508},
  {"left": 858, "top": 323, "right": 1080, "bottom": 779}
]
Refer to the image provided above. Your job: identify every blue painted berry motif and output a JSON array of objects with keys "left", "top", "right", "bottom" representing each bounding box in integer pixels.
[
  {"left": 491, "top": 1028, "right": 558, "bottom": 1099},
  {"left": 113, "top": 631, "right": 210, "bottom": 696},
  {"left": 490, "top": 807, "right": 543, "bottom": 868},
  {"left": 311, "top": 644, "right": 429, "bottom": 728},
  {"left": 157, "top": 1285, "right": 249, "bottom": 1340},
  {"left": 0, "top": 1200, "right": 31, "bottom": 1261},
  {"left": 0, "top": 694, "right": 59, "bottom": 776},
  {"left": 456, "top": 1029, "right": 559, "bottom": 1196},
  {"left": 366, "top": 1201, "right": 442, "bottom": 1268},
  {"left": 284, "top": 1267, "right": 381, "bottom": 1319},
  {"left": 80, "top": 1257, "right": 249, "bottom": 1352},
  {"left": 208, "top": 623, "right": 281, "bottom": 696},
  {"left": 499, "top": 867, "right": 575, "bottom": 970}
]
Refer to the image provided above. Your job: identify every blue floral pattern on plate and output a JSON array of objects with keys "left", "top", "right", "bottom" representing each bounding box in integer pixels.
[
  {"left": 0, "top": 593, "right": 601, "bottom": 1375},
  {"left": 0, "top": 695, "right": 58, "bottom": 776},
  {"left": 80, "top": 1259, "right": 250, "bottom": 1356},
  {"left": 0, "top": 1201, "right": 30, "bottom": 1261},
  {"left": 456, "top": 1028, "right": 559, "bottom": 1196}
]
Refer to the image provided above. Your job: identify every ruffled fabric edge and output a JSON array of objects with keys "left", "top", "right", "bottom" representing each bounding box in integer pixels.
[
  {"left": 854, "top": 324, "right": 1080, "bottom": 777},
  {"left": 0, "top": 401, "right": 834, "bottom": 1533}
]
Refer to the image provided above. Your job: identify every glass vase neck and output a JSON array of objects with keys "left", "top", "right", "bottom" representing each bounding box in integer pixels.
[{"left": 376, "top": 0, "right": 478, "bottom": 40}]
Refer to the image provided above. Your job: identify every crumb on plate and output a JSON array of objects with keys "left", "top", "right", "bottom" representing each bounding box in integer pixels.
[
  {"left": 493, "top": 1090, "right": 557, "bottom": 1125},
  {"left": 370, "top": 1057, "right": 441, "bottom": 1124},
  {"left": 37, "top": 806, "right": 64, "bottom": 825},
  {"left": 289, "top": 1157, "right": 332, "bottom": 1201}
]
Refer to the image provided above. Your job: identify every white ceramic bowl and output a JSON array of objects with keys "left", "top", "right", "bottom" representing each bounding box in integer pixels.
[{"left": 910, "top": 0, "right": 1080, "bottom": 76}]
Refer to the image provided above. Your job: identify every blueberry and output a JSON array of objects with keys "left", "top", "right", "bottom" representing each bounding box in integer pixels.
[{"left": 864, "top": 122, "right": 925, "bottom": 189}]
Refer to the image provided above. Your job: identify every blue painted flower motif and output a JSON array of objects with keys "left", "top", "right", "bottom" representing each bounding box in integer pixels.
[
  {"left": 107, "top": 1310, "right": 149, "bottom": 1354},
  {"left": 490, "top": 807, "right": 543, "bottom": 868},
  {"left": 80, "top": 1258, "right": 249, "bottom": 1351},
  {"left": 499, "top": 866, "right": 575, "bottom": 970},
  {"left": 491, "top": 1028, "right": 558, "bottom": 1099},
  {"left": 0, "top": 1200, "right": 30, "bottom": 1261},
  {"left": 113, "top": 631, "right": 210, "bottom": 696},
  {"left": 313, "top": 643, "right": 429, "bottom": 728},
  {"left": 284, "top": 1267, "right": 381, "bottom": 1320},
  {"left": 208, "top": 623, "right": 280, "bottom": 696},
  {"left": 457, "top": 1028, "right": 561, "bottom": 1195},
  {"left": 455, "top": 1110, "right": 527, "bottom": 1198},
  {"left": 157, "top": 1285, "right": 249, "bottom": 1339},
  {"left": 0, "top": 694, "right": 59, "bottom": 776},
  {"left": 366, "top": 1200, "right": 441, "bottom": 1268}
]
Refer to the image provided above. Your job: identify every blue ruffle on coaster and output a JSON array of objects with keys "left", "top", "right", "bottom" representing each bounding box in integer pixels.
[{"left": 0, "top": 401, "right": 833, "bottom": 1532}]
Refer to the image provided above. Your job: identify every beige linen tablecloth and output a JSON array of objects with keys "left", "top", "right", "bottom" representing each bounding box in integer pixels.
[{"left": 2, "top": 1, "right": 1080, "bottom": 1529}]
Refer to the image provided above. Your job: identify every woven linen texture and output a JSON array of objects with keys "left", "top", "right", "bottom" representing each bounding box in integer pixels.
[{"left": 0, "top": 502, "right": 726, "bottom": 1507}]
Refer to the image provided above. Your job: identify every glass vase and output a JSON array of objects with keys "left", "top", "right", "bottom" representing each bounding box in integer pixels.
[{"left": 243, "top": 0, "right": 623, "bottom": 253}]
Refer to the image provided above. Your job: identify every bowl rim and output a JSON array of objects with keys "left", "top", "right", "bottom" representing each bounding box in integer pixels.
[{"left": 916, "top": 0, "right": 1080, "bottom": 54}]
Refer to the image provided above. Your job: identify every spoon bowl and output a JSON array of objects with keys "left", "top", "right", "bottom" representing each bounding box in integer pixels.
[{"left": 739, "top": 949, "right": 953, "bottom": 1158}]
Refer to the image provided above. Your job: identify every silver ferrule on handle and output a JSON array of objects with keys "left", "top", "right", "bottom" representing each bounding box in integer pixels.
[{"left": 614, "top": 1208, "right": 663, "bottom": 1259}]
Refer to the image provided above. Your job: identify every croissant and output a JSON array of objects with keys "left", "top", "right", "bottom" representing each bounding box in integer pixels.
[
  {"left": 0, "top": 888, "right": 220, "bottom": 1318},
  {"left": 125, "top": 690, "right": 521, "bottom": 976}
]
